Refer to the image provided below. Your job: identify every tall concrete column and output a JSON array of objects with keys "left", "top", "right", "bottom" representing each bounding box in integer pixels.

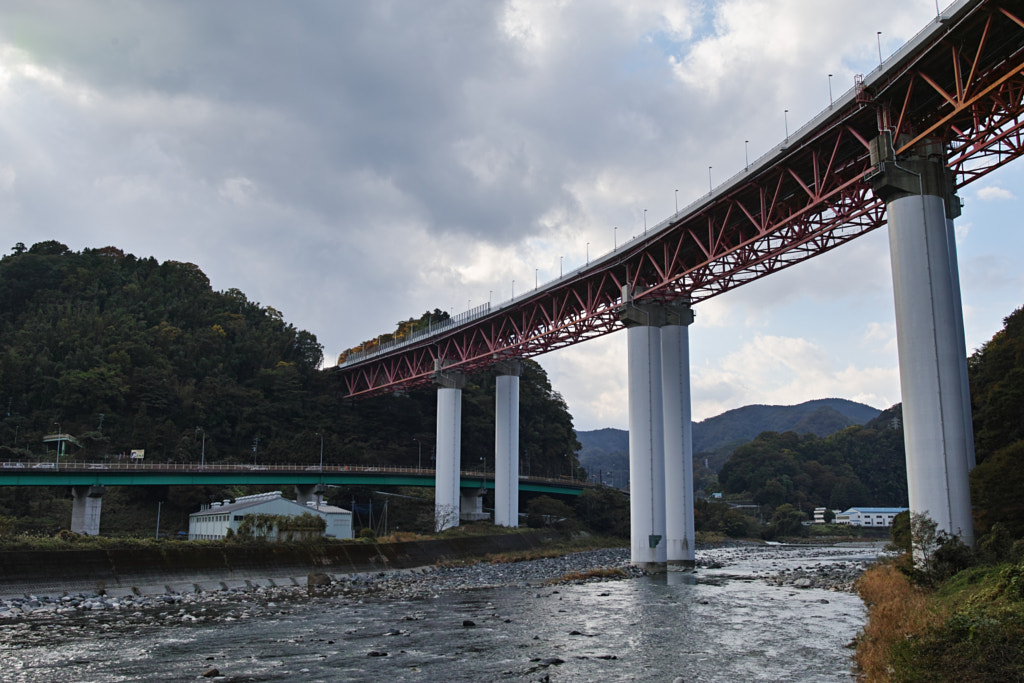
[
  {"left": 946, "top": 216, "right": 976, "bottom": 472},
  {"left": 661, "top": 303, "right": 696, "bottom": 567},
  {"left": 868, "top": 133, "right": 974, "bottom": 546},
  {"left": 494, "top": 359, "right": 522, "bottom": 527},
  {"left": 434, "top": 362, "right": 466, "bottom": 531},
  {"left": 70, "top": 485, "right": 105, "bottom": 536},
  {"left": 620, "top": 297, "right": 667, "bottom": 571}
]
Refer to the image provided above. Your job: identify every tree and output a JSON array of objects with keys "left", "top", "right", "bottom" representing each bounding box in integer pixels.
[
  {"left": 573, "top": 487, "right": 629, "bottom": 537},
  {"left": 525, "top": 495, "right": 576, "bottom": 529},
  {"left": 769, "top": 503, "right": 807, "bottom": 538}
]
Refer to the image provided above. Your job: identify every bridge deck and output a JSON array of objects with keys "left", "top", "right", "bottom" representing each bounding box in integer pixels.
[
  {"left": 0, "top": 462, "right": 589, "bottom": 496},
  {"left": 333, "top": 0, "right": 1024, "bottom": 398}
]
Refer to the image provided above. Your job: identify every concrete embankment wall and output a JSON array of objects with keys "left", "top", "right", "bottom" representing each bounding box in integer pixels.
[{"left": 0, "top": 531, "right": 555, "bottom": 598}]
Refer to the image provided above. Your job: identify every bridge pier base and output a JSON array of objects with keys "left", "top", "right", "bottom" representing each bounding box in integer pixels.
[
  {"left": 662, "top": 303, "right": 696, "bottom": 567},
  {"left": 869, "top": 133, "right": 974, "bottom": 547},
  {"left": 294, "top": 484, "right": 324, "bottom": 507},
  {"left": 494, "top": 360, "right": 522, "bottom": 527},
  {"left": 620, "top": 300, "right": 668, "bottom": 571},
  {"left": 460, "top": 486, "right": 488, "bottom": 521},
  {"left": 70, "top": 485, "right": 105, "bottom": 536},
  {"left": 434, "top": 364, "right": 466, "bottom": 531}
]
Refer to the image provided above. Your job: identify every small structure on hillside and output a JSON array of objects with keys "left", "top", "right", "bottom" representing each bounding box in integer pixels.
[
  {"left": 188, "top": 491, "right": 353, "bottom": 541},
  {"left": 834, "top": 506, "right": 908, "bottom": 528}
]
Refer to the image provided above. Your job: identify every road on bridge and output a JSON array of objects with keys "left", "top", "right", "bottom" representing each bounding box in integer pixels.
[{"left": 0, "top": 461, "right": 591, "bottom": 496}]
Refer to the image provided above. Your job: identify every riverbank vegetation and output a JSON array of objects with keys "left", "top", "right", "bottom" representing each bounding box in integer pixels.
[
  {"left": 856, "top": 528, "right": 1024, "bottom": 682},
  {"left": 855, "top": 305, "right": 1024, "bottom": 681}
]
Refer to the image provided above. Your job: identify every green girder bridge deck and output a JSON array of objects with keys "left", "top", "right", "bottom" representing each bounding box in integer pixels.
[{"left": 0, "top": 462, "right": 588, "bottom": 496}]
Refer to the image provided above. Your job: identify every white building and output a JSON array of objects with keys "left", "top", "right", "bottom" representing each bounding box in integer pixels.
[
  {"left": 304, "top": 500, "right": 354, "bottom": 539},
  {"left": 834, "top": 507, "right": 908, "bottom": 528},
  {"left": 188, "top": 491, "right": 353, "bottom": 540},
  {"left": 812, "top": 507, "right": 843, "bottom": 524}
]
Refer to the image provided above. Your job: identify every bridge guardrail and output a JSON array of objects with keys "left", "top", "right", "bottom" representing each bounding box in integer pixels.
[{"left": 0, "top": 461, "right": 593, "bottom": 488}]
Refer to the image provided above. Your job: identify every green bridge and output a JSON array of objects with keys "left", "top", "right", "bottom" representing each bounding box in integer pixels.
[{"left": 0, "top": 462, "right": 588, "bottom": 497}]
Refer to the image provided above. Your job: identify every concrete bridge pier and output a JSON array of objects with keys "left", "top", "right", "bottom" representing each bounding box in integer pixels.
[
  {"left": 868, "top": 132, "right": 974, "bottom": 546},
  {"left": 460, "top": 486, "right": 488, "bottom": 521},
  {"left": 661, "top": 302, "right": 696, "bottom": 567},
  {"left": 70, "top": 485, "right": 105, "bottom": 535},
  {"left": 946, "top": 215, "right": 977, "bottom": 472},
  {"left": 494, "top": 359, "right": 522, "bottom": 527},
  {"left": 434, "top": 363, "right": 466, "bottom": 531},
  {"left": 620, "top": 295, "right": 668, "bottom": 571},
  {"left": 294, "top": 484, "right": 325, "bottom": 506}
]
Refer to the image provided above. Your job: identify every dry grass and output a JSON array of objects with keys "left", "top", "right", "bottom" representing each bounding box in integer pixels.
[
  {"left": 377, "top": 531, "right": 430, "bottom": 543},
  {"left": 854, "top": 563, "right": 945, "bottom": 682},
  {"left": 484, "top": 535, "right": 626, "bottom": 565},
  {"left": 485, "top": 547, "right": 569, "bottom": 564}
]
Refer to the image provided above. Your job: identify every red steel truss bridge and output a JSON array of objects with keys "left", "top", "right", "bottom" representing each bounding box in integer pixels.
[{"left": 337, "top": 0, "right": 1024, "bottom": 398}]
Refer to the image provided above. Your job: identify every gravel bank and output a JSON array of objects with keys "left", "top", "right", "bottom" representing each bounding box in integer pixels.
[{"left": 0, "top": 543, "right": 881, "bottom": 630}]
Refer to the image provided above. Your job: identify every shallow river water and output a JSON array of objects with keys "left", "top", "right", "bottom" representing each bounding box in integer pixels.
[{"left": 0, "top": 544, "right": 878, "bottom": 682}]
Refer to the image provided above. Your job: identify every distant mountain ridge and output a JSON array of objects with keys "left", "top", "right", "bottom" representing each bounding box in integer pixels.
[
  {"left": 692, "top": 398, "right": 880, "bottom": 453},
  {"left": 576, "top": 398, "right": 881, "bottom": 485}
]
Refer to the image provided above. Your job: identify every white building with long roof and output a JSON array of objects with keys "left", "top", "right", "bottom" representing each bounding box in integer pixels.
[
  {"left": 834, "top": 507, "right": 908, "bottom": 528},
  {"left": 188, "top": 491, "right": 352, "bottom": 540}
]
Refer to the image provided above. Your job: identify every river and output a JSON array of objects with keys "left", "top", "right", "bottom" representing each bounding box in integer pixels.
[{"left": 0, "top": 543, "right": 879, "bottom": 682}]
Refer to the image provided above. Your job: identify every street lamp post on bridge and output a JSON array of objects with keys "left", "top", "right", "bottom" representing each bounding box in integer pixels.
[{"left": 195, "top": 427, "right": 205, "bottom": 469}]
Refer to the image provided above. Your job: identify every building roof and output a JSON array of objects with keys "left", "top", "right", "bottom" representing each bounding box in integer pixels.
[
  {"left": 838, "top": 507, "right": 909, "bottom": 515},
  {"left": 189, "top": 491, "right": 310, "bottom": 518},
  {"left": 305, "top": 501, "right": 351, "bottom": 514}
]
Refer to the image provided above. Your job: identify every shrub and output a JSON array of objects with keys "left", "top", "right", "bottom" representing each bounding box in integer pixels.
[
  {"left": 0, "top": 515, "right": 15, "bottom": 537},
  {"left": 902, "top": 514, "right": 974, "bottom": 587},
  {"left": 524, "top": 496, "right": 580, "bottom": 531},
  {"left": 977, "top": 523, "right": 1014, "bottom": 564},
  {"left": 56, "top": 529, "right": 81, "bottom": 543},
  {"left": 889, "top": 509, "right": 911, "bottom": 553},
  {"left": 855, "top": 563, "right": 942, "bottom": 681}
]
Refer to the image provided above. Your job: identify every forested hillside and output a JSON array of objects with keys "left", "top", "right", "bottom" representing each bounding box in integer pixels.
[
  {"left": 713, "top": 304, "right": 1024, "bottom": 528},
  {"left": 717, "top": 406, "right": 907, "bottom": 511},
  {"left": 691, "top": 398, "right": 880, "bottom": 454},
  {"left": 968, "top": 305, "right": 1024, "bottom": 536},
  {"left": 0, "top": 242, "right": 582, "bottom": 533},
  {"left": 576, "top": 398, "right": 881, "bottom": 491}
]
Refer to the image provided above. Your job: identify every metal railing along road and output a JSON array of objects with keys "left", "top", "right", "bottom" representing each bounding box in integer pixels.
[{"left": 0, "top": 460, "right": 593, "bottom": 488}]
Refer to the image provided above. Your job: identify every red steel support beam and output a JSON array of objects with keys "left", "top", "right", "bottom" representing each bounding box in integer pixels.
[{"left": 337, "top": 0, "right": 1024, "bottom": 398}]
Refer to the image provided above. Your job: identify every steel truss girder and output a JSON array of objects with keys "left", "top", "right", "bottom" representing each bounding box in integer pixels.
[{"left": 338, "top": 0, "right": 1024, "bottom": 398}]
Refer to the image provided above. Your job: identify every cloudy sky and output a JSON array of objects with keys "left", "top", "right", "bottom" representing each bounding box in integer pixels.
[{"left": 2, "top": 1, "right": 1021, "bottom": 431}]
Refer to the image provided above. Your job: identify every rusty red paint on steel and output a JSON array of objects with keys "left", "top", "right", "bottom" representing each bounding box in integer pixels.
[{"left": 337, "top": 0, "right": 1024, "bottom": 398}]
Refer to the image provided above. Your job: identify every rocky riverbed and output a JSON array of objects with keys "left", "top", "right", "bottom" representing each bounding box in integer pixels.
[
  {"left": 0, "top": 542, "right": 881, "bottom": 627},
  {"left": 696, "top": 542, "right": 884, "bottom": 592},
  {"left": 0, "top": 542, "right": 884, "bottom": 682}
]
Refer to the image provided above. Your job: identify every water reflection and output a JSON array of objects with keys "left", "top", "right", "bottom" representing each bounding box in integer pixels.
[{"left": 0, "top": 545, "right": 872, "bottom": 682}]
